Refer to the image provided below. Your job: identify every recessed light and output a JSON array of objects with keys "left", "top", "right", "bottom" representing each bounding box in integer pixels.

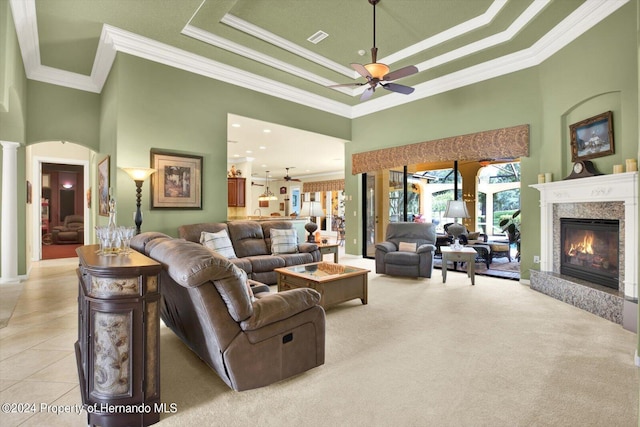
[
  {"left": 261, "top": 164, "right": 267, "bottom": 168},
  {"left": 259, "top": 146, "right": 266, "bottom": 150},
  {"left": 246, "top": 150, "right": 252, "bottom": 154},
  {"left": 231, "top": 123, "right": 241, "bottom": 128},
  {"left": 263, "top": 129, "right": 271, "bottom": 133},
  {"left": 233, "top": 154, "right": 240, "bottom": 157}
]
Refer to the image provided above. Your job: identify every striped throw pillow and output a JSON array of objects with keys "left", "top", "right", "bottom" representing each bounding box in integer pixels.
[
  {"left": 270, "top": 228, "right": 298, "bottom": 254},
  {"left": 200, "top": 230, "right": 237, "bottom": 259}
]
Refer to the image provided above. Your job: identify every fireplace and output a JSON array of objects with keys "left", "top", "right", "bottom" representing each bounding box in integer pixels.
[{"left": 560, "top": 218, "right": 619, "bottom": 290}]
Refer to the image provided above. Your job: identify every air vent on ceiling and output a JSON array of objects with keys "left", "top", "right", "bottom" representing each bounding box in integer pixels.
[{"left": 307, "top": 30, "right": 329, "bottom": 44}]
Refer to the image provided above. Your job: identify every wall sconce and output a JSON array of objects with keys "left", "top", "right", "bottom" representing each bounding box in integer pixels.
[
  {"left": 121, "top": 167, "right": 157, "bottom": 234},
  {"left": 62, "top": 183, "right": 73, "bottom": 189},
  {"left": 299, "top": 201, "right": 324, "bottom": 242}
]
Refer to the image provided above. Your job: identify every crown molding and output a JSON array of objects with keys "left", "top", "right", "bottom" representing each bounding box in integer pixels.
[
  {"left": 181, "top": 24, "right": 354, "bottom": 97},
  {"left": 105, "top": 25, "right": 354, "bottom": 118},
  {"left": 380, "top": 0, "right": 508, "bottom": 65},
  {"left": 220, "top": 14, "right": 355, "bottom": 79},
  {"left": 9, "top": 0, "right": 629, "bottom": 119}
]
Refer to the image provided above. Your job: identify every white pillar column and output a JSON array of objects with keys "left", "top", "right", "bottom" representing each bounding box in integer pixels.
[{"left": 1, "top": 141, "right": 21, "bottom": 284}]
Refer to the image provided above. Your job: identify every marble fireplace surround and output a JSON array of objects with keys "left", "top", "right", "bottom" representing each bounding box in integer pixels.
[{"left": 529, "top": 172, "right": 638, "bottom": 329}]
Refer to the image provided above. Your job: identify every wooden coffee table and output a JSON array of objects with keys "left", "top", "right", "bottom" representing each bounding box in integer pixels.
[
  {"left": 440, "top": 246, "right": 478, "bottom": 285},
  {"left": 275, "top": 262, "right": 369, "bottom": 309}
]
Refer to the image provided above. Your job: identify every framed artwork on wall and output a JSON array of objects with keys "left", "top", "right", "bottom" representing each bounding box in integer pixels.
[
  {"left": 150, "top": 149, "right": 203, "bottom": 209},
  {"left": 570, "top": 111, "right": 614, "bottom": 161},
  {"left": 97, "top": 156, "right": 110, "bottom": 216}
]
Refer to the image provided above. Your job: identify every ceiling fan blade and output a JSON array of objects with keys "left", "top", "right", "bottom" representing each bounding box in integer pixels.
[
  {"left": 351, "top": 63, "right": 372, "bottom": 80},
  {"left": 328, "top": 82, "right": 365, "bottom": 88},
  {"left": 382, "top": 82, "right": 415, "bottom": 95},
  {"left": 360, "top": 87, "right": 375, "bottom": 101},
  {"left": 383, "top": 65, "right": 419, "bottom": 81}
]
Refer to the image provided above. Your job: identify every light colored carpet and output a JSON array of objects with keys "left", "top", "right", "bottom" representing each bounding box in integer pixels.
[{"left": 158, "top": 256, "right": 638, "bottom": 427}]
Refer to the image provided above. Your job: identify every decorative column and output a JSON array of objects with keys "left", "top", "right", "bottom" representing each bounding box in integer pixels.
[{"left": 1, "top": 141, "right": 21, "bottom": 284}]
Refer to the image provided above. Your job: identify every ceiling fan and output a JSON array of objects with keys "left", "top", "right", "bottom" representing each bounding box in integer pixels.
[
  {"left": 283, "top": 167, "right": 301, "bottom": 182},
  {"left": 329, "top": 0, "right": 419, "bottom": 101}
]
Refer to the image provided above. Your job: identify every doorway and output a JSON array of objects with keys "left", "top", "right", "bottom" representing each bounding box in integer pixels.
[{"left": 31, "top": 154, "right": 90, "bottom": 261}]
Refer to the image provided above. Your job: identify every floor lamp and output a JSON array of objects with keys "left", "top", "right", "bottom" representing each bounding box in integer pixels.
[
  {"left": 444, "top": 199, "right": 470, "bottom": 249},
  {"left": 300, "top": 201, "right": 324, "bottom": 242},
  {"left": 122, "top": 168, "right": 156, "bottom": 234}
]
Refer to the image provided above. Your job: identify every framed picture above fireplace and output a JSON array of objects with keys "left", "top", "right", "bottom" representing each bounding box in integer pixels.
[{"left": 569, "top": 111, "right": 614, "bottom": 161}]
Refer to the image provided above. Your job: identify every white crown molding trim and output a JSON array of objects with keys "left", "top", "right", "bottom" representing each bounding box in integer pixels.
[
  {"left": 380, "top": 0, "right": 508, "bottom": 65},
  {"left": 219, "top": 14, "right": 355, "bottom": 78},
  {"left": 414, "top": 0, "right": 550, "bottom": 73},
  {"left": 182, "top": 24, "right": 354, "bottom": 97},
  {"left": 352, "top": 0, "right": 629, "bottom": 117},
  {"left": 105, "top": 25, "right": 354, "bottom": 118},
  {"left": 11, "top": 0, "right": 629, "bottom": 119}
]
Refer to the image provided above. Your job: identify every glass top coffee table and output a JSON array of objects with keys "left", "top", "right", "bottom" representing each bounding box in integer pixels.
[{"left": 275, "top": 262, "right": 369, "bottom": 309}]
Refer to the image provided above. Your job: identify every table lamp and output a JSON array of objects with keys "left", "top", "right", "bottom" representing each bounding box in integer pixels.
[
  {"left": 300, "top": 201, "right": 324, "bottom": 242},
  {"left": 444, "top": 199, "right": 470, "bottom": 249}
]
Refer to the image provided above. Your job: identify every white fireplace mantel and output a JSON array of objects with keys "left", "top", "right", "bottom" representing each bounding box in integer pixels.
[{"left": 530, "top": 172, "right": 638, "bottom": 300}]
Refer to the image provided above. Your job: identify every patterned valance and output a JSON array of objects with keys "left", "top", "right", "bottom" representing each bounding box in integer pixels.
[
  {"left": 351, "top": 124, "right": 529, "bottom": 175},
  {"left": 303, "top": 179, "right": 345, "bottom": 193}
]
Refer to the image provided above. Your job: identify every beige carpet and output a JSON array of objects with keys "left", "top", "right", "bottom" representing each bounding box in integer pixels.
[{"left": 157, "top": 256, "right": 638, "bottom": 427}]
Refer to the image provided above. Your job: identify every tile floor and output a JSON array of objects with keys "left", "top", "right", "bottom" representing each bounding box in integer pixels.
[
  {"left": 0, "top": 258, "right": 86, "bottom": 427},
  {"left": 0, "top": 242, "right": 347, "bottom": 426}
]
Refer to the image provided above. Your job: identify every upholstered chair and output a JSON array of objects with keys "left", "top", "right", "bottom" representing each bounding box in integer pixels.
[
  {"left": 375, "top": 222, "right": 437, "bottom": 278},
  {"left": 52, "top": 214, "right": 84, "bottom": 244}
]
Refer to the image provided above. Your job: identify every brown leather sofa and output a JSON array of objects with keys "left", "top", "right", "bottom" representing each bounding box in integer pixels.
[
  {"left": 131, "top": 232, "right": 326, "bottom": 391},
  {"left": 179, "top": 220, "right": 321, "bottom": 285}
]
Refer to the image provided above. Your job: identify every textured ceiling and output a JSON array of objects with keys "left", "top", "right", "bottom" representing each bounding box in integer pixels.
[{"left": 10, "top": 0, "right": 628, "bottom": 177}]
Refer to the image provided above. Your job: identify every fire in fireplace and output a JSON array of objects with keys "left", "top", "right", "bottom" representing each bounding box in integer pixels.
[{"left": 560, "top": 218, "right": 619, "bottom": 290}]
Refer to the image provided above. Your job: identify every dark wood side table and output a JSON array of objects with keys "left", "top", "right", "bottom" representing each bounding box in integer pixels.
[{"left": 75, "top": 245, "right": 162, "bottom": 427}]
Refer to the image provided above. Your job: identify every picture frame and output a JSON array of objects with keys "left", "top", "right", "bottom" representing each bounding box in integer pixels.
[
  {"left": 97, "top": 156, "right": 110, "bottom": 216},
  {"left": 150, "top": 149, "right": 202, "bottom": 209},
  {"left": 570, "top": 111, "right": 614, "bottom": 161}
]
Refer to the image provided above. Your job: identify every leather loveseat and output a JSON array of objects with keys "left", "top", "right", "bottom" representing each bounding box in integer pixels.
[
  {"left": 179, "top": 221, "right": 320, "bottom": 285},
  {"left": 131, "top": 232, "right": 326, "bottom": 391}
]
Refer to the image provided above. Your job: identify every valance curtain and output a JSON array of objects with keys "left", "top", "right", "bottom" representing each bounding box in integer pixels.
[
  {"left": 351, "top": 124, "right": 529, "bottom": 175},
  {"left": 302, "top": 179, "right": 345, "bottom": 193}
]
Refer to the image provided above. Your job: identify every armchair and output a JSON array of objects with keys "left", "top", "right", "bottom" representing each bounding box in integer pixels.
[
  {"left": 52, "top": 214, "right": 84, "bottom": 244},
  {"left": 375, "top": 222, "right": 437, "bottom": 278}
]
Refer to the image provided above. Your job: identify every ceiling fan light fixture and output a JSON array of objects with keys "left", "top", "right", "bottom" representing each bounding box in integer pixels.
[{"left": 364, "top": 62, "right": 389, "bottom": 79}]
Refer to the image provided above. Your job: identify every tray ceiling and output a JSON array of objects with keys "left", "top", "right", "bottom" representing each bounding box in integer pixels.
[{"left": 11, "top": 0, "right": 628, "bottom": 119}]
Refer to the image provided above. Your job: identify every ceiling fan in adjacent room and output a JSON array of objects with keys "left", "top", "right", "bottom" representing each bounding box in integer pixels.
[
  {"left": 328, "top": 0, "right": 419, "bottom": 101},
  {"left": 283, "top": 167, "right": 301, "bottom": 182}
]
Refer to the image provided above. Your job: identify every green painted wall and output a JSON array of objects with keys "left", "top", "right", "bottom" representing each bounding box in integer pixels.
[
  {"left": 110, "top": 54, "right": 351, "bottom": 236},
  {"left": 27, "top": 81, "right": 100, "bottom": 149},
  {"left": 348, "top": 1, "right": 637, "bottom": 280}
]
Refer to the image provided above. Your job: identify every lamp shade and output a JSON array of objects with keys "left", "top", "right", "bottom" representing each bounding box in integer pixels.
[
  {"left": 122, "top": 167, "right": 156, "bottom": 182},
  {"left": 444, "top": 200, "right": 470, "bottom": 219},
  {"left": 300, "top": 201, "right": 324, "bottom": 217}
]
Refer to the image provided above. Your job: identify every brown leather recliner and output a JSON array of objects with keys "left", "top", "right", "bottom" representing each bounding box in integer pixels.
[
  {"left": 52, "top": 214, "right": 84, "bottom": 244},
  {"left": 131, "top": 232, "right": 325, "bottom": 391}
]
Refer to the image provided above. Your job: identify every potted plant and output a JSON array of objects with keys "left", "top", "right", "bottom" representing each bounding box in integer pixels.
[{"left": 499, "top": 210, "right": 521, "bottom": 261}]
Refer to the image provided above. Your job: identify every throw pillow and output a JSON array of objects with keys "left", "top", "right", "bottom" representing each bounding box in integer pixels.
[
  {"left": 467, "top": 232, "right": 480, "bottom": 240},
  {"left": 200, "top": 230, "right": 237, "bottom": 259},
  {"left": 270, "top": 228, "right": 299, "bottom": 254},
  {"left": 398, "top": 242, "right": 417, "bottom": 252}
]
